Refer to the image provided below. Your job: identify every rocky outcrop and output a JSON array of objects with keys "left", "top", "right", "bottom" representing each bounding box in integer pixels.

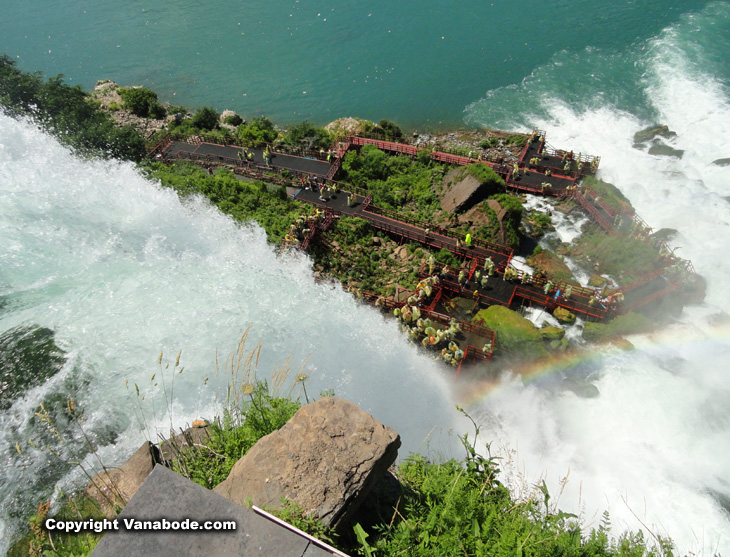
[
  {"left": 588, "top": 274, "right": 609, "bottom": 288},
  {"left": 440, "top": 166, "right": 502, "bottom": 214},
  {"left": 472, "top": 306, "right": 547, "bottom": 360},
  {"left": 633, "top": 125, "right": 677, "bottom": 147},
  {"left": 552, "top": 306, "right": 576, "bottom": 325},
  {"left": 213, "top": 397, "right": 401, "bottom": 531},
  {"left": 539, "top": 325, "right": 565, "bottom": 341},
  {"left": 633, "top": 125, "right": 683, "bottom": 158},
  {"left": 582, "top": 312, "right": 652, "bottom": 342},
  {"left": 325, "top": 117, "right": 371, "bottom": 137},
  {"left": 85, "top": 441, "right": 161, "bottom": 518},
  {"left": 711, "top": 157, "right": 730, "bottom": 167},
  {"left": 526, "top": 250, "right": 574, "bottom": 283}
]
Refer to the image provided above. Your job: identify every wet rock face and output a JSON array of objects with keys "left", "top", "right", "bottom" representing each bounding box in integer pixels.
[
  {"left": 213, "top": 397, "right": 401, "bottom": 532},
  {"left": 633, "top": 124, "right": 677, "bottom": 147},
  {"left": 553, "top": 306, "right": 576, "bottom": 325},
  {"left": 633, "top": 125, "right": 684, "bottom": 158},
  {"left": 85, "top": 441, "right": 162, "bottom": 518},
  {"left": 472, "top": 305, "right": 547, "bottom": 360}
]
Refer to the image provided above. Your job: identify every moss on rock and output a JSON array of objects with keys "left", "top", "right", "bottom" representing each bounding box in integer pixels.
[
  {"left": 539, "top": 326, "right": 565, "bottom": 341},
  {"left": 473, "top": 306, "right": 547, "bottom": 360},
  {"left": 588, "top": 274, "right": 609, "bottom": 288},
  {"left": 526, "top": 249, "right": 574, "bottom": 283},
  {"left": 582, "top": 312, "right": 652, "bottom": 342},
  {"left": 552, "top": 306, "right": 576, "bottom": 325}
]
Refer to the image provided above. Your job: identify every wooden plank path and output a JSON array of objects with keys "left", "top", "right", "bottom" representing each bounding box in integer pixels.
[{"left": 158, "top": 133, "right": 696, "bottom": 330}]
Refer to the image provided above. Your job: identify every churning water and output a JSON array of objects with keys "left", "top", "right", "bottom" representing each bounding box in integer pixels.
[{"left": 1, "top": 0, "right": 730, "bottom": 554}]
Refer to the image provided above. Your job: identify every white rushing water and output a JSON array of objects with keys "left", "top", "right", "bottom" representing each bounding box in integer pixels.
[
  {"left": 2, "top": 12, "right": 730, "bottom": 552},
  {"left": 467, "top": 17, "right": 730, "bottom": 556},
  {"left": 0, "top": 113, "right": 466, "bottom": 551}
]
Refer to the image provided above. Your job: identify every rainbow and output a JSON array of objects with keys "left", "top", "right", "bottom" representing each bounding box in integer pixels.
[{"left": 454, "top": 320, "right": 730, "bottom": 406}]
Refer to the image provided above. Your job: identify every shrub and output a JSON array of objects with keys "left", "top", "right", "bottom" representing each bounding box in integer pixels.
[
  {"left": 191, "top": 106, "right": 219, "bottom": 131},
  {"left": 281, "top": 120, "right": 332, "bottom": 151},
  {"left": 479, "top": 137, "right": 499, "bottom": 149},
  {"left": 0, "top": 56, "right": 146, "bottom": 161},
  {"left": 118, "top": 87, "right": 165, "bottom": 118},
  {"left": 224, "top": 113, "right": 243, "bottom": 126},
  {"left": 375, "top": 118, "right": 403, "bottom": 139},
  {"left": 238, "top": 116, "right": 278, "bottom": 146}
]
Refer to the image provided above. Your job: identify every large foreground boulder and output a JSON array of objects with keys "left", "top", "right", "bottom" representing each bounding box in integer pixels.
[
  {"left": 214, "top": 397, "right": 401, "bottom": 531},
  {"left": 85, "top": 441, "right": 161, "bottom": 518}
]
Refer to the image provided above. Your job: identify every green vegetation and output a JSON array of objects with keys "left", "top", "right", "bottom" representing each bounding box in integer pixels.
[
  {"left": 223, "top": 113, "right": 243, "bottom": 126},
  {"left": 581, "top": 176, "right": 633, "bottom": 214},
  {"left": 166, "top": 106, "right": 224, "bottom": 137},
  {"left": 142, "top": 162, "right": 305, "bottom": 242},
  {"left": 0, "top": 55, "right": 146, "bottom": 161},
  {"left": 460, "top": 162, "right": 506, "bottom": 190},
  {"left": 471, "top": 193, "right": 522, "bottom": 248},
  {"left": 355, "top": 439, "right": 673, "bottom": 556},
  {"left": 361, "top": 118, "right": 404, "bottom": 139},
  {"left": 570, "top": 227, "right": 663, "bottom": 280},
  {"left": 341, "top": 144, "right": 441, "bottom": 220},
  {"left": 174, "top": 381, "right": 301, "bottom": 489},
  {"left": 9, "top": 497, "right": 104, "bottom": 556},
  {"left": 310, "top": 217, "right": 417, "bottom": 294},
  {"left": 190, "top": 106, "right": 219, "bottom": 131},
  {"left": 237, "top": 116, "right": 278, "bottom": 146},
  {"left": 118, "top": 87, "right": 166, "bottom": 119},
  {"left": 526, "top": 210, "right": 554, "bottom": 236},
  {"left": 582, "top": 312, "right": 653, "bottom": 342},
  {"left": 280, "top": 120, "right": 332, "bottom": 151}
]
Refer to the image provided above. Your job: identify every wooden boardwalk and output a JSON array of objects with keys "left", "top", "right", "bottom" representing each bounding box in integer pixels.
[{"left": 157, "top": 133, "right": 695, "bottom": 334}]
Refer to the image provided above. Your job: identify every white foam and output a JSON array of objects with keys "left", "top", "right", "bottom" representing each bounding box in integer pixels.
[
  {"left": 470, "top": 13, "right": 730, "bottom": 555},
  {"left": 0, "top": 113, "right": 466, "bottom": 550}
]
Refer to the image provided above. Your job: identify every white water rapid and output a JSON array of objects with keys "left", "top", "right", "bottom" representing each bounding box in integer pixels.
[{"left": 0, "top": 113, "right": 464, "bottom": 551}]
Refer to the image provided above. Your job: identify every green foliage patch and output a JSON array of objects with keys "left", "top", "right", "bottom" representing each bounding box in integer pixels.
[
  {"left": 582, "top": 176, "right": 633, "bottom": 214},
  {"left": 118, "top": 87, "right": 166, "bottom": 119},
  {"left": 174, "top": 381, "right": 301, "bottom": 489},
  {"left": 355, "top": 429, "right": 673, "bottom": 557},
  {"left": 571, "top": 226, "right": 663, "bottom": 279},
  {"left": 0, "top": 55, "right": 146, "bottom": 161},
  {"left": 237, "top": 116, "right": 278, "bottom": 146},
  {"left": 142, "top": 162, "right": 304, "bottom": 242},
  {"left": 341, "top": 144, "right": 441, "bottom": 221},
  {"left": 280, "top": 120, "right": 332, "bottom": 151}
]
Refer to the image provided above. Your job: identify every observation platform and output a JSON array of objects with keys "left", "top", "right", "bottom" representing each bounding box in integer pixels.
[{"left": 152, "top": 131, "right": 696, "bottom": 367}]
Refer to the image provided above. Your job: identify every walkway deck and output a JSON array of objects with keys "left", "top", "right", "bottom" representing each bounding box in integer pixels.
[{"left": 156, "top": 132, "right": 695, "bottom": 354}]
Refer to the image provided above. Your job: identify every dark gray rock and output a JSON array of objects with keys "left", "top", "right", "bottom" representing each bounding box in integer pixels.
[
  {"left": 92, "top": 465, "right": 331, "bottom": 557},
  {"left": 85, "top": 441, "right": 161, "bottom": 518},
  {"left": 633, "top": 124, "right": 677, "bottom": 147},
  {"left": 711, "top": 157, "right": 730, "bottom": 167},
  {"left": 648, "top": 142, "right": 684, "bottom": 159},
  {"left": 440, "top": 166, "right": 500, "bottom": 213},
  {"left": 214, "top": 397, "right": 400, "bottom": 531}
]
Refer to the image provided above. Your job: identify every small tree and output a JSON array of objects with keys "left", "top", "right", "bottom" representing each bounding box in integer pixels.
[
  {"left": 118, "top": 87, "right": 164, "bottom": 118},
  {"left": 191, "top": 106, "right": 219, "bottom": 131},
  {"left": 281, "top": 120, "right": 332, "bottom": 151},
  {"left": 238, "top": 116, "right": 278, "bottom": 146}
]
